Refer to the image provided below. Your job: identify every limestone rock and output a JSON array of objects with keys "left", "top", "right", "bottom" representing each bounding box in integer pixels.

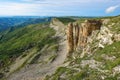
[
  {"left": 102, "top": 19, "right": 110, "bottom": 25},
  {"left": 97, "top": 26, "right": 113, "bottom": 46},
  {"left": 66, "top": 20, "right": 102, "bottom": 56},
  {"left": 66, "top": 23, "right": 74, "bottom": 54},
  {"left": 113, "top": 34, "right": 120, "bottom": 41},
  {"left": 80, "top": 59, "right": 102, "bottom": 69},
  {"left": 113, "top": 65, "right": 120, "bottom": 75}
]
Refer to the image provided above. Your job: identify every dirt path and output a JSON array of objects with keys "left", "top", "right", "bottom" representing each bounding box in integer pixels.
[{"left": 6, "top": 48, "right": 37, "bottom": 77}]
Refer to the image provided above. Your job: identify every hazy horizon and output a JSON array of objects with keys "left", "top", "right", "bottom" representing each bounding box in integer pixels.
[{"left": 0, "top": 15, "right": 119, "bottom": 17}]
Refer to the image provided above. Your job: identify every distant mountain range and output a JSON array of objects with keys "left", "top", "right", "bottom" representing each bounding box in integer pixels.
[{"left": 0, "top": 16, "right": 52, "bottom": 31}]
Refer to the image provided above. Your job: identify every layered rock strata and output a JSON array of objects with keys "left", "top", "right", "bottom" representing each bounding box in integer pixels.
[{"left": 66, "top": 20, "right": 102, "bottom": 55}]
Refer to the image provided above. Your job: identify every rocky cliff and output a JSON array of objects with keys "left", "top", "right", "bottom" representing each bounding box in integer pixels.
[
  {"left": 47, "top": 16, "right": 120, "bottom": 80},
  {"left": 66, "top": 20, "right": 102, "bottom": 57}
]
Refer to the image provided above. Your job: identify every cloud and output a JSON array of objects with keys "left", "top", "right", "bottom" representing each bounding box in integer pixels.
[
  {"left": 106, "top": 5, "right": 119, "bottom": 13},
  {"left": 0, "top": 0, "right": 120, "bottom": 16},
  {"left": 23, "top": 0, "right": 45, "bottom": 2},
  {"left": 0, "top": 2, "right": 44, "bottom": 16},
  {"left": 0, "top": 2, "right": 75, "bottom": 16},
  {"left": 22, "top": 0, "right": 109, "bottom": 4}
]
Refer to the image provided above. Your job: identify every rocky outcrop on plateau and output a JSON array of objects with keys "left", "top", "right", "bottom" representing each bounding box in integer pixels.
[{"left": 66, "top": 20, "right": 102, "bottom": 57}]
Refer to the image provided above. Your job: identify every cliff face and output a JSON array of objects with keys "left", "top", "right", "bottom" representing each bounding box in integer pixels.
[{"left": 66, "top": 20, "right": 102, "bottom": 56}]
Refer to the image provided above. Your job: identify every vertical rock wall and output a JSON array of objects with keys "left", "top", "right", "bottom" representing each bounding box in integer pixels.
[
  {"left": 67, "top": 23, "right": 74, "bottom": 53},
  {"left": 66, "top": 20, "right": 102, "bottom": 55}
]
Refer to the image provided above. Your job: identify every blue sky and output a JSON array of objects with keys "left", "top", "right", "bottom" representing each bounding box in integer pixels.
[{"left": 0, "top": 0, "right": 120, "bottom": 16}]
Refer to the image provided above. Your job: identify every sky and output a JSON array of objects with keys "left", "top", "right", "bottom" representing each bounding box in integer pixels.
[{"left": 0, "top": 0, "right": 120, "bottom": 16}]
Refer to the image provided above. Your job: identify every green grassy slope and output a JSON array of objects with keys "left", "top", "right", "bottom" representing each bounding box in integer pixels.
[
  {"left": 56, "top": 17, "right": 76, "bottom": 24},
  {"left": 0, "top": 22, "right": 56, "bottom": 70}
]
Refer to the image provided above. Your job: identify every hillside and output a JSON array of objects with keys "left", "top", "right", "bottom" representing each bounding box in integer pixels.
[
  {"left": 0, "top": 22, "right": 58, "bottom": 79},
  {"left": 0, "top": 16, "right": 120, "bottom": 80},
  {"left": 45, "top": 16, "right": 120, "bottom": 80}
]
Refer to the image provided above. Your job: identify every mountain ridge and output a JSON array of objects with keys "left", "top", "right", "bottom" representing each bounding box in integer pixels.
[{"left": 0, "top": 16, "right": 120, "bottom": 80}]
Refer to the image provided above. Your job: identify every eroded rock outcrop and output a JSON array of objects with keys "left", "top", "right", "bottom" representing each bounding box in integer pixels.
[{"left": 66, "top": 20, "right": 102, "bottom": 56}]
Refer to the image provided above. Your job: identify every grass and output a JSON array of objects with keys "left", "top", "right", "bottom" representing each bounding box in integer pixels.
[
  {"left": 56, "top": 17, "right": 76, "bottom": 24},
  {"left": 0, "top": 22, "right": 56, "bottom": 71},
  {"left": 52, "top": 67, "right": 66, "bottom": 80},
  {"left": 49, "top": 66, "right": 106, "bottom": 80},
  {"left": 93, "top": 41, "right": 120, "bottom": 70},
  {"left": 49, "top": 54, "right": 57, "bottom": 62},
  {"left": 70, "top": 67, "right": 102, "bottom": 80},
  {"left": 105, "top": 16, "right": 120, "bottom": 34},
  {"left": 9, "top": 48, "right": 38, "bottom": 75},
  {"left": 46, "top": 67, "right": 77, "bottom": 80}
]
